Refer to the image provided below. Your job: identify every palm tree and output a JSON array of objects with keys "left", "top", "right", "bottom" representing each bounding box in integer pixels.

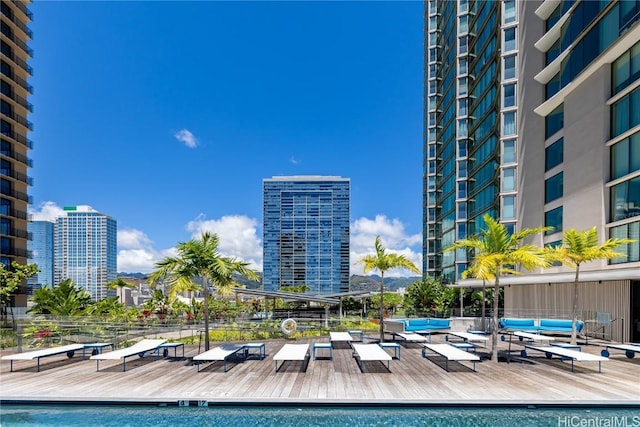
[
  {"left": 545, "top": 227, "right": 634, "bottom": 344},
  {"left": 447, "top": 214, "right": 551, "bottom": 362},
  {"left": 357, "top": 235, "right": 420, "bottom": 342},
  {"left": 148, "top": 232, "right": 258, "bottom": 351},
  {"left": 106, "top": 278, "right": 136, "bottom": 304}
]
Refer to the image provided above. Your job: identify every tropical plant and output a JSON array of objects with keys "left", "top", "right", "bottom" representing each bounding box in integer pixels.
[
  {"left": 106, "top": 278, "right": 137, "bottom": 304},
  {"left": 85, "top": 297, "right": 127, "bottom": 318},
  {"left": 27, "top": 279, "right": 93, "bottom": 317},
  {"left": 0, "top": 262, "right": 39, "bottom": 325},
  {"left": 545, "top": 227, "right": 634, "bottom": 344},
  {"left": 404, "top": 276, "right": 454, "bottom": 317},
  {"left": 447, "top": 214, "right": 551, "bottom": 362},
  {"left": 148, "top": 231, "right": 258, "bottom": 351},
  {"left": 356, "top": 235, "right": 420, "bottom": 342},
  {"left": 369, "top": 292, "right": 403, "bottom": 316}
]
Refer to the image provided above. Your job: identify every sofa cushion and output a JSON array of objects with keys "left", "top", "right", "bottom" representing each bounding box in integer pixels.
[
  {"left": 499, "top": 318, "right": 536, "bottom": 330},
  {"left": 539, "top": 319, "right": 584, "bottom": 332}
]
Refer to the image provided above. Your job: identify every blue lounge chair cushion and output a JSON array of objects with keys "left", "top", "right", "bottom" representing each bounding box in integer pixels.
[
  {"left": 499, "top": 318, "right": 536, "bottom": 330},
  {"left": 538, "top": 319, "right": 583, "bottom": 333}
]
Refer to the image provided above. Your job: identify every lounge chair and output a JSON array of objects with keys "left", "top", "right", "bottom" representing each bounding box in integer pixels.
[
  {"left": 601, "top": 343, "right": 640, "bottom": 359},
  {"left": 393, "top": 332, "right": 431, "bottom": 346},
  {"left": 422, "top": 343, "right": 480, "bottom": 372},
  {"left": 193, "top": 344, "right": 245, "bottom": 372},
  {"left": 90, "top": 339, "right": 166, "bottom": 371},
  {"left": 329, "top": 332, "right": 352, "bottom": 348},
  {"left": 522, "top": 345, "right": 608, "bottom": 373},
  {"left": 352, "top": 343, "right": 392, "bottom": 372},
  {"left": 2, "top": 344, "right": 85, "bottom": 372},
  {"left": 445, "top": 331, "right": 488, "bottom": 351},
  {"left": 273, "top": 343, "right": 309, "bottom": 372}
]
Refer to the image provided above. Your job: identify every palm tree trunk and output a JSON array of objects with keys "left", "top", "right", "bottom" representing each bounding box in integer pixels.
[
  {"left": 571, "top": 266, "right": 580, "bottom": 345},
  {"left": 491, "top": 272, "right": 500, "bottom": 363},
  {"left": 379, "top": 271, "right": 385, "bottom": 343},
  {"left": 203, "top": 277, "right": 210, "bottom": 351},
  {"left": 481, "top": 280, "right": 486, "bottom": 331}
]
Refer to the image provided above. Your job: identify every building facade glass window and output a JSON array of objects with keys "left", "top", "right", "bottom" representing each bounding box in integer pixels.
[
  {"left": 610, "top": 176, "right": 640, "bottom": 222},
  {"left": 504, "top": 55, "right": 517, "bottom": 80},
  {"left": 610, "top": 221, "right": 640, "bottom": 264},
  {"left": 502, "top": 167, "right": 516, "bottom": 192},
  {"left": 545, "top": 206, "right": 563, "bottom": 235},
  {"left": 611, "top": 131, "right": 640, "bottom": 180},
  {"left": 545, "top": 104, "right": 564, "bottom": 139},
  {"left": 611, "top": 86, "right": 640, "bottom": 137},
  {"left": 545, "top": 172, "right": 564, "bottom": 203},
  {"left": 545, "top": 138, "right": 564, "bottom": 171},
  {"left": 502, "top": 195, "right": 515, "bottom": 219},
  {"left": 612, "top": 41, "right": 640, "bottom": 95},
  {"left": 503, "top": 139, "right": 516, "bottom": 164}
]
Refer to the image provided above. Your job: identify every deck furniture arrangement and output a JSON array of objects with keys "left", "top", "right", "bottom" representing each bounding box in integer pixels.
[
  {"left": 193, "top": 344, "right": 245, "bottom": 372},
  {"left": 2, "top": 344, "right": 86, "bottom": 372},
  {"left": 422, "top": 343, "right": 480, "bottom": 372},
  {"left": 312, "top": 342, "right": 333, "bottom": 360},
  {"left": 329, "top": 332, "right": 353, "bottom": 347},
  {"left": 601, "top": 343, "right": 640, "bottom": 359},
  {"left": 351, "top": 343, "right": 392, "bottom": 373},
  {"left": 90, "top": 339, "right": 166, "bottom": 372},
  {"left": 348, "top": 330, "right": 364, "bottom": 342},
  {"left": 273, "top": 343, "right": 310, "bottom": 372},
  {"left": 522, "top": 345, "right": 608, "bottom": 373},
  {"left": 393, "top": 332, "right": 431, "bottom": 346}
]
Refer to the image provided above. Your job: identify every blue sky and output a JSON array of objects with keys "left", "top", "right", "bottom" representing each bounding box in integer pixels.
[{"left": 27, "top": 1, "right": 424, "bottom": 276}]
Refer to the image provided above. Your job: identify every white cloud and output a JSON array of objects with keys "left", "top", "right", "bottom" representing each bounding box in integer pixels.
[
  {"left": 28, "top": 201, "right": 64, "bottom": 221},
  {"left": 186, "top": 214, "right": 263, "bottom": 271},
  {"left": 350, "top": 215, "right": 422, "bottom": 277},
  {"left": 116, "top": 228, "right": 173, "bottom": 273},
  {"left": 117, "top": 228, "right": 153, "bottom": 249},
  {"left": 289, "top": 156, "right": 299, "bottom": 164},
  {"left": 174, "top": 129, "right": 198, "bottom": 148}
]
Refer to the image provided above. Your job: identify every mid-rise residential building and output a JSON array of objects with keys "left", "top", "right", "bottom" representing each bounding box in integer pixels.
[
  {"left": 27, "top": 220, "right": 53, "bottom": 294},
  {"left": 424, "top": 0, "right": 640, "bottom": 341},
  {"left": 263, "top": 176, "right": 350, "bottom": 294},
  {"left": 54, "top": 205, "right": 117, "bottom": 300},
  {"left": 0, "top": 0, "right": 33, "bottom": 309}
]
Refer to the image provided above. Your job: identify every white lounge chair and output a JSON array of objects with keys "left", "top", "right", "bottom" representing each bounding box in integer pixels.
[
  {"left": 522, "top": 345, "right": 608, "bottom": 373},
  {"left": 2, "top": 344, "right": 85, "bottom": 372},
  {"left": 273, "top": 343, "right": 309, "bottom": 372},
  {"left": 422, "top": 343, "right": 480, "bottom": 372},
  {"left": 394, "top": 332, "right": 431, "bottom": 346},
  {"left": 352, "top": 343, "right": 392, "bottom": 372},
  {"left": 193, "top": 344, "right": 245, "bottom": 372},
  {"left": 329, "top": 332, "right": 353, "bottom": 348},
  {"left": 600, "top": 343, "right": 640, "bottom": 359},
  {"left": 90, "top": 339, "right": 166, "bottom": 371},
  {"left": 445, "top": 331, "right": 488, "bottom": 351}
]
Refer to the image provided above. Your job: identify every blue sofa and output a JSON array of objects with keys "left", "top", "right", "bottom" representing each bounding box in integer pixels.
[
  {"left": 404, "top": 318, "right": 451, "bottom": 332},
  {"left": 499, "top": 318, "right": 584, "bottom": 334},
  {"left": 538, "top": 319, "right": 584, "bottom": 334},
  {"left": 499, "top": 318, "right": 537, "bottom": 331},
  {"left": 383, "top": 318, "right": 451, "bottom": 334}
]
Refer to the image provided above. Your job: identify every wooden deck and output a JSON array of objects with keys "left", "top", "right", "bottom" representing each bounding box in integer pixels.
[{"left": 1, "top": 335, "right": 639, "bottom": 406}]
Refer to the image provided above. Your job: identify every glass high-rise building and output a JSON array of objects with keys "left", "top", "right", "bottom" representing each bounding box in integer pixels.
[
  {"left": 54, "top": 205, "right": 117, "bottom": 301},
  {"left": 27, "top": 220, "right": 53, "bottom": 295},
  {"left": 1, "top": 0, "right": 33, "bottom": 309},
  {"left": 263, "top": 176, "right": 350, "bottom": 294},
  {"left": 424, "top": 0, "right": 640, "bottom": 341}
]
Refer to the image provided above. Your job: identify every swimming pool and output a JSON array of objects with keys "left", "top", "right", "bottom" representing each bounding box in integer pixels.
[{"left": 1, "top": 405, "right": 639, "bottom": 427}]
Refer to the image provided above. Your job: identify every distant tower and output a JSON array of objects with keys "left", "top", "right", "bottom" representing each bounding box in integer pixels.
[
  {"left": 1, "top": 0, "right": 34, "bottom": 309},
  {"left": 54, "top": 206, "right": 117, "bottom": 300},
  {"left": 27, "top": 220, "right": 54, "bottom": 295},
  {"left": 263, "top": 176, "right": 350, "bottom": 294}
]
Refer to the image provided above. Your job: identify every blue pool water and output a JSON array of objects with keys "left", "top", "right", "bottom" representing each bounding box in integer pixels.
[{"left": 1, "top": 405, "right": 639, "bottom": 427}]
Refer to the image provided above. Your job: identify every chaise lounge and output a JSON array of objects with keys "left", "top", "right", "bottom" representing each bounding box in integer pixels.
[
  {"left": 352, "top": 343, "right": 392, "bottom": 373},
  {"left": 422, "top": 343, "right": 480, "bottom": 372},
  {"left": 2, "top": 344, "right": 85, "bottom": 372},
  {"left": 193, "top": 343, "right": 246, "bottom": 372},
  {"left": 601, "top": 343, "right": 640, "bottom": 359},
  {"left": 273, "top": 343, "right": 310, "bottom": 372},
  {"left": 90, "top": 339, "right": 166, "bottom": 372},
  {"left": 522, "top": 345, "right": 608, "bottom": 373}
]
